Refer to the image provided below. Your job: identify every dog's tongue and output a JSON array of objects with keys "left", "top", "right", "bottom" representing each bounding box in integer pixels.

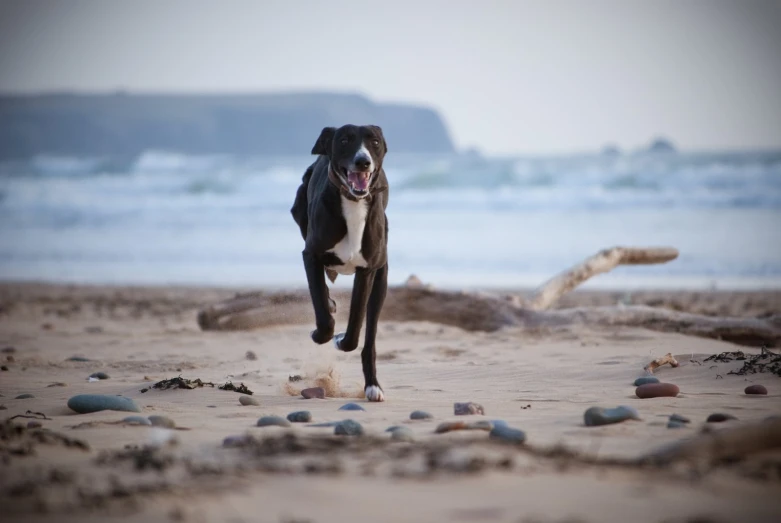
[{"left": 348, "top": 171, "right": 370, "bottom": 191}]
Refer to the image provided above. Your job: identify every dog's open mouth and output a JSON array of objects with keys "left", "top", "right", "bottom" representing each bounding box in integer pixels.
[{"left": 346, "top": 170, "right": 371, "bottom": 195}]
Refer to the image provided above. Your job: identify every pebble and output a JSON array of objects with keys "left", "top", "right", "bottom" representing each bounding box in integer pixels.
[
  {"left": 89, "top": 372, "right": 110, "bottom": 380},
  {"left": 435, "top": 421, "right": 468, "bottom": 433},
  {"left": 466, "top": 420, "right": 495, "bottom": 431},
  {"left": 257, "top": 415, "right": 291, "bottom": 428},
  {"left": 287, "top": 411, "right": 312, "bottom": 423},
  {"left": 410, "top": 410, "right": 433, "bottom": 420},
  {"left": 239, "top": 395, "right": 261, "bottom": 406},
  {"left": 245, "top": 350, "right": 257, "bottom": 361},
  {"left": 67, "top": 394, "right": 141, "bottom": 414},
  {"left": 301, "top": 387, "right": 325, "bottom": 399},
  {"left": 338, "top": 402, "right": 365, "bottom": 412},
  {"left": 66, "top": 356, "right": 91, "bottom": 362},
  {"left": 15, "top": 393, "right": 35, "bottom": 399},
  {"left": 667, "top": 420, "right": 688, "bottom": 429},
  {"left": 454, "top": 402, "right": 484, "bottom": 415},
  {"left": 707, "top": 413, "right": 737, "bottom": 423},
  {"left": 635, "top": 383, "right": 680, "bottom": 399},
  {"left": 669, "top": 413, "right": 690, "bottom": 424},
  {"left": 1, "top": 366, "right": 8, "bottom": 371},
  {"left": 390, "top": 426, "right": 415, "bottom": 442},
  {"left": 633, "top": 376, "right": 660, "bottom": 386},
  {"left": 47, "top": 382, "right": 67, "bottom": 387},
  {"left": 27, "top": 421, "right": 42, "bottom": 429},
  {"left": 122, "top": 416, "right": 152, "bottom": 426},
  {"left": 744, "top": 384, "right": 768, "bottom": 395},
  {"left": 334, "top": 419, "right": 363, "bottom": 436},
  {"left": 385, "top": 425, "right": 404, "bottom": 433},
  {"left": 1, "top": 346, "right": 15, "bottom": 353},
  {"left": 489, "top": 425, "right": 526, "bottom": 444},
  {"left": 584, "top": 405, "right": 640, "bottom": 427},
  {"left": 148, "top": 415, "right": 176, "bottom": 428}
]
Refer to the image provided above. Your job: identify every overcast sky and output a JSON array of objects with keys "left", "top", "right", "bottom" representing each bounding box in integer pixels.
[{"left": 1, "top": 0, "right": 779, "bottom": 155}]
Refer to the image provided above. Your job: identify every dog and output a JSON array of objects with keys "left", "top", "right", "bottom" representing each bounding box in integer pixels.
[{"left": 290, "top": 124, "right": 390, "bottom": 402}]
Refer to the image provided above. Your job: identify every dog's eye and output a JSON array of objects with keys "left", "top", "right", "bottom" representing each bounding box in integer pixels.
[
  {"left": 372, "top": 139, "right": 380, "bottom": 147},
  {"left": 340, "top": 138, "right": 349, "bottom": 145}
]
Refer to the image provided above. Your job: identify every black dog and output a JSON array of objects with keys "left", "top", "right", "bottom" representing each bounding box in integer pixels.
[{"left": 290, "top": 124, "right": 390, "bottom": 402}]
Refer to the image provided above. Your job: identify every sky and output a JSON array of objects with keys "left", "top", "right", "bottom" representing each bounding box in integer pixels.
[{"left": 1, "top": 0, "right": 779, "bottom": 155}]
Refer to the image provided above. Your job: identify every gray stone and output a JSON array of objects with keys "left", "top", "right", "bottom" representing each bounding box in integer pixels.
[
  {"left": 239, "top": 395, "right": 260, "bottom": 406},
  {"left": 148, "top": 415, "right": 176, "bottom": 428},
  {"left": 287, "top": 411, "right": 312, "bottom": 423},
  {"left": 410, "top": 410, "right": 433, "bottom": 420},
  {"left": 334, "top": 419, "right": 363, "bottom": 436},
  {"left": 707, "top": 413, "right": 737, "bottom": 423},
  {"left": 454, "top": 402, "right": 484, "bottom": 415},
  {"left": 584, "top": 405, "right": 640, "bottom": 427},
  {"left": 122, "top": 416, "right": 152, "bottom": 426},
  {"left": 338, "top": 402, "right": 365, "bottom": 412},
  {"left": 15, "top": 393, "right": 35, "bottom": 399},
  {"left": 89, "top": 372, "right": 110, "bottom": 380},
  {"left": 489, "top": 425, "right": 527, "bottom": 444},
  {"left": 633, "top": 376, "right": 660, "bottom": 386},
  {"left": 257, "top": 415, "right": 291, "bottom": 428},
  {"left": 390, "top": 426, "right": 415, "bottom": 442},
  {"left": 66, "top": 356, "right": 91, "bottom": 362},
  {"left": 385, "top": 425, "right": 404, "bottom": 433},
  {"left": 67, "top": 394, "right": 140, "bottom": 414},
  {"left": 667, "top": 420, "right": 688, "bottom": 429},
  {"left": 669, "top": 413, "right": 690, "bottom": 424}
]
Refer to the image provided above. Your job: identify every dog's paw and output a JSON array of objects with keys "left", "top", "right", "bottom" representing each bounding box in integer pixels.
[
  {"left": 333, "top": 332, "right": 346, "bottom": 351},
  {"left": 310, "top": 328, "right": 333, "bottom": 345},
  {"left": 365, "top": 385, "right": 385, "bottom": 402},
  {"left": 333, "top": 332, "right": 359, "bottom": 352}
]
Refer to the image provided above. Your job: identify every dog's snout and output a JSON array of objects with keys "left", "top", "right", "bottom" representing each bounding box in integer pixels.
[{"left": 354, "top": 155, "right": 372, "bottom": 171}]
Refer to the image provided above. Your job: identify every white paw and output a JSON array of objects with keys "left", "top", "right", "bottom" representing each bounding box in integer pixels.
[
  {"left": 365, "top": 385, "right": 385, "bottom": 402},
  {"left": 333, "top": 332, "right": 345, "bottom": 350}
]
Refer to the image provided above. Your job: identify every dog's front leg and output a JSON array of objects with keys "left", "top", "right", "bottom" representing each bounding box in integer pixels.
[
  {"left": 334, "top": 267, "right": 376, "bottom": 353},
  {"left": 303, "top": 250, "right": 334, "bottom": 344},
  {"left": 361, "top": 262, "right": 387, "bottom": 402}
]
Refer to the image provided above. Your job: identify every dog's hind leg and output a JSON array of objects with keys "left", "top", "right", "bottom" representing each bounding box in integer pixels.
[
  {"left": 361, "top": 262, "right": 387, "bottom": 402},
  {"left": 303, "top": 250, "right": 335, "bottom": 344},
  {"left": 333, "top": 268, "right": 376, "bottom": 353}
]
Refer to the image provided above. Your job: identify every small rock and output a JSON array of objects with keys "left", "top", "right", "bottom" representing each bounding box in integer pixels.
[
  {"left": 67, "top": 394, "right": 140, "bottom": 414},
  {"left": 66, "top": 356, "right": 91, "bottom": 362},
  {"left": 123, "top": 416, "right": 152, "bottom": 426},
  {"left": 667, "top": 420, "right": 688, "bottom": 429},
  {"left": 745, "top": 384, "right": 768, "bottom": 395},
  {"left": 288, "top": 375, "right": 303, "bottom": 382},
  {"left": 301, "top": 387, "right": 325, "bottom": 399},
  {"left": 223, "top": 435, "right": 252, "bottom": 448},
  {"left": 27, "top": 421, "right": 42, "bottom": 429},
  {"left": 633, "top": 376, "right": 660, "bottom": 386},
  {"left": 410, "top": 410, "right": 433, "bottom": 420},
  {"left": 257, "top": 416, "right": 291, "bottom": 428},
  {"left": 338, "top": 402, "right": 365, "bottom": 412},
  {"left": 15, "top": 393, "right": 35, "bottom": 399},
  {"left": 239, "top": 395, "right": 261, "bottom": 406},
  {"left": 584, "top": 406, "right": 640, "bottom": 427},
  {"left": 1, "top": 366, "right": 8, "bottom": 371},
  {"left": 385, "top": 425, "right": 404, "bottom": 433},
  {"left": 148, "top": 415, "right": 176, "bottom": 428},
  {"left": 454, "top": 402, "right": 484, "bottom": 415},
  {"left": 287, "top": 411, "right": 312, "bottom": 423},
  {"left": 489, "top": 425, "right": 526, "bottom": 444},
  {"left": 390, "top": 426, "right": 415, "bottom": 442},
  {"left": 669, "top": 413, "right": 690, "bottom": 424},
  {"left": 6, "top": 355, "right": 14, "bottom": 362},
  {"left": 0, "top": 405, "right": 6, "bottom": 410},
  {"left": 635, "top": 383, "right": 680, "bottom": 399},
  {"left": 245, "top": 351, "right": 257, "bottom": 361},
  {"left": 89, "top": 372, "right": 110, "bottom": 380},
  {"left": 466, "top": 420, "right": 495, "bottom": 431},
  {"left": 47, "top": 382, "right": 67, "bottom": 387},
  {"left": 435, "top": 421, "right": 468, "bottom": 433},
  {"left": 1, "top": 346, "right": 15, "bottom": 353},
  {"left": 707, "top": 413, "right": 737, "bottom": 423},
  {"left": 334, "top": 419, "right": 363, "bottom": 436}
]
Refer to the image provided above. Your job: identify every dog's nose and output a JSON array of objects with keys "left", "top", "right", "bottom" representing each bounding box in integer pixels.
[{"left": 354, "top": 156, "right": 372, "bottom": 171}]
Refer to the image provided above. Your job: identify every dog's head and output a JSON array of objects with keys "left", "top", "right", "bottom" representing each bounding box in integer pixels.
[{"left": 311, "top": 124, "right": 388, "bottom": 199}]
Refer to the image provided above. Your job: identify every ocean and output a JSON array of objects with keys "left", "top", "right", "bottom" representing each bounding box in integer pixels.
[{"left": 1, "top": 149, "right": 780, "bottom": 290}]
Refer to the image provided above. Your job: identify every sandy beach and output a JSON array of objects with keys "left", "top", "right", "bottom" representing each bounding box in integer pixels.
[{"left": 1, "top": 281, "right": 780, "bottom": 523}]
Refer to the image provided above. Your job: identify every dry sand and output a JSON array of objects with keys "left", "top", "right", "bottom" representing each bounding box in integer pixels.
[{"left": 0, "top": 282, "right": 780, "bottom": 523}]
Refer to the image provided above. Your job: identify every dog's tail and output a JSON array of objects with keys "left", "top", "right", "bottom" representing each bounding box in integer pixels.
[{"left": 290, "top": 164, "right": 313, "bottom": 240}]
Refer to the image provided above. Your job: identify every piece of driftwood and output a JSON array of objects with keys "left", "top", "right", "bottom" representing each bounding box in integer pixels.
[
  {"left": 196, "top": 246, "right": 781, "bottom": 347},
  {"left": 640, "top": 418, "right": 781, "bottom": 466},
  {"left": 644, "top": 353, "right": 679, "bottom": 374}
]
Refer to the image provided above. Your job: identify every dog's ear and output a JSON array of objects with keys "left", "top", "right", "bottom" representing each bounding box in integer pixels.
[
  {"left": 368, "top": 125, "right": 387, "bottom": 153},
  {"left": 311, "top": 127, "right": 336, "bottom": 156}
]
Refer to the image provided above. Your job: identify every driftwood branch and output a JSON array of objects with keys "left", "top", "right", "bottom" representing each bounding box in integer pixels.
[
  {"left": 525, "top": 246, "right": 679, "bottom": 310},
  {"left": 196, "top": 246, "right": 781, "bottom": 348},
  {"left": 643, "top": 353, "right": 679, "bottom": 374}
]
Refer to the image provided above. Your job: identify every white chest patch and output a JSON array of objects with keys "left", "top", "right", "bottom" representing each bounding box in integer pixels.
[{"left": 327, "top": 196, "right": 368, "bottom": 275}]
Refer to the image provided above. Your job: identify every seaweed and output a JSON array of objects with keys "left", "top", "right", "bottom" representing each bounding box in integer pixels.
[
  {"left": 704, "top": 347, "right": 781, "bottom": 377},
  {"left": 143, "top": 376, "right": 254, "bottom": 395},
  {"left": 218, "top": 381, "right": 253, "bottom": 395}
]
